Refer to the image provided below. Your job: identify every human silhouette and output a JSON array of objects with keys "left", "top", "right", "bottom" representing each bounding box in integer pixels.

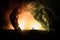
[{"left": 10, "top": 7, "right": 21, "bottom": 31}]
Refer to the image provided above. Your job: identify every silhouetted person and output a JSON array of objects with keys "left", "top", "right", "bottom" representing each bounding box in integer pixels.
[{"left": 10, "top": 7, "right": 21, "bottom": 31}]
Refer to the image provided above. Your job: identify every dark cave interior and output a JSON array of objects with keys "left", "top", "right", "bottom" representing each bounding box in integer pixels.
[{"left": 0, "top": 0, "right": 59, "bottom": 40}]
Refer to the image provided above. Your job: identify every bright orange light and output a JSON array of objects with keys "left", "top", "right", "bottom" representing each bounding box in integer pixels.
[{"left": 18, "top": 9, "right": 46, "bottom": 30}]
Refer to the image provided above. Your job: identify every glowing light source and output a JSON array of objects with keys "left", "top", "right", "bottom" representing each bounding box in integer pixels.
[{"left": 18, "top": 9, "right": 46, "bottom": 30}]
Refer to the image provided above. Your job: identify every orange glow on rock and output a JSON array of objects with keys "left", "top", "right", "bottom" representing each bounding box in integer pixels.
[{"left": 18, "top": 8, "right": 46, "bottom": 30}]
